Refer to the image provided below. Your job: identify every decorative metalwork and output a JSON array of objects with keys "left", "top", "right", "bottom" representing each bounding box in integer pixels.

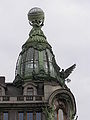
[
  {"left": 43, "top": 106, "right": 55, "bottom": 120},
  {"left": 59, "top": 64, "right": 76, "bottom": 79},
  {"left": 28, "top": 7, "right": 44, "bottom": 28},
  {"left": 14, "top": 7, "right": 76, "bottom": 89},
  {"left": 59, "top": 64, "right": 76, "bottom": 87}
]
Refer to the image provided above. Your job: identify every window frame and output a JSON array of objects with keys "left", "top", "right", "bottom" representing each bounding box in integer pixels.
[
  {"left": 27, "top": 87, "right": 34, "bottom": 96},
  {"left": 3, "top": 112, "right": 9, "bottom": 120},
  {"left": 36, "top": 112, "right": 42, "bottom": 120},
  {"left": 26, "top": 112, "right": 33, "bottom": 120},
  {"left": 26, "top": 111, "right": 42, "bottom": 120},
  {"left": 18, "top": 112, "right": 24, "bottom": 120},
  {"left": 56, "top": 108, "right": 64, "bottom": 120},
  {"left": 54, "top": 99, "right": 66, "bottom": 120}
]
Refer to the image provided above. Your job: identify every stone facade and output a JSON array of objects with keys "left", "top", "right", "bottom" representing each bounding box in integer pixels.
[{"left": 0, "top": 77, "right": 76, "bottom": 120}]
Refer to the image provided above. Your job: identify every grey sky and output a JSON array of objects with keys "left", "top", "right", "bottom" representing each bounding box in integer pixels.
[{"left": 0, "top": 0, "right": 90, "bottom": 119}]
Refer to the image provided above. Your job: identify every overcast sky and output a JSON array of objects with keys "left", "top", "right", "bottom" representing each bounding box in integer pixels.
[{"left": 0, "top": 0, "right": 90, "bottom": 119}]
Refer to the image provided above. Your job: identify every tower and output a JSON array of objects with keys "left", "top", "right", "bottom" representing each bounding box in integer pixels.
[{"left": 0, "top": 7, "right": 77, "bottom": 120}]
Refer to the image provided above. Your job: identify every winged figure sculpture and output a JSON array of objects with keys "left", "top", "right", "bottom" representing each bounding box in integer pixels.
[
  {"left": 59, "top": 64, "right": 76, "bottom": 87},
  {"left": 60, "top": 64, "right": 76, "bottom": 79}
]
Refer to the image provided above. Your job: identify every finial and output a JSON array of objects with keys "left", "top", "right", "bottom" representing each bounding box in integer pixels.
[{"left": 28, "top": 7, "right": 45, "bottom": 28}]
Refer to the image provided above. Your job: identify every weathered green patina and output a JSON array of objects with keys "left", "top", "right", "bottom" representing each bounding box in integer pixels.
[
  {"left": 43, "top": 106, "right": 55, "bottom": 120},
  {"left": 14, "top": 7, "right": 61, "bottom": 85},
  {"left": 14, "top": 7, "right": 76, "bottom": 88}
]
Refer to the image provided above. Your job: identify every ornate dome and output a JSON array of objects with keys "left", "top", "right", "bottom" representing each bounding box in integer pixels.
[{"left": 14, "top": 7, "right": 60, "bottom": 85}]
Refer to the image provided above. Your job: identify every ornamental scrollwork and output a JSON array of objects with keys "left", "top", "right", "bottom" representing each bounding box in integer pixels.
[{"left": 43, "top": 106, "right": 55, "bottom": 120}]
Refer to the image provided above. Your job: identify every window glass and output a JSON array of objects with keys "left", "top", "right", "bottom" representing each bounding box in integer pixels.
[
  {"left": 21, "top": 51, "right": 27, "bottom": 63},
  {"left": 44, "top": 62, "right": 48, "bottom": 73},
  {"left": 56, "top": 109, "right": 64, "bottom": 120},
  {"left": 36, "top": 112, "right": 41, "bottom": 120},
  {"left": 3, "top": 112, "right": 8, "bottom": 120},
  {"left": 34, "top": 50, "right": 39, "bottom": 61},
  {"left": 38, "top": 50, "right": 48, "bottom": 73},
  {"left": 49, "top": 62, "right": 55, "bottom": 77},
  {"left": 27, "top": 88, "right": 33, "bottom": 96},
  {"left": 59, "top": 109, "right": 63, "bottom": 120},
  {"left": 18, "top": 112, "right": 23, "bottom": 120},
  {"left": 26, "top": 48, "right": 34, "bottom": 61},
  {"left": 27, "top": 112, "right": 33, "bottom": 120},
  {"left": 34, "top": 61, "right": 38, "bottom": 69},
  {"left": 46, "top": 49, "right": 53, "bottom": 62},
  {"left": 25, "top": 62, "right": 33, "bottom": 69},
  {"left": 25, "top": 61, "right": 33, "bottom": 77},
  {"left": 42, "top": 50, "right": 46, "bottom": 61}
]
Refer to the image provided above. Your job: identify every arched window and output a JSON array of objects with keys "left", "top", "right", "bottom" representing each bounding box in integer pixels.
[
  {"left": 27, "top": 87, "right": 34, "bottom": 96},
  {"left": 58, "top": 109, "right": 64, "bottom": 120},
  {"left": 55, "top": 109, "right": 64, "bottom": 120},
  {"left": 54, "top": 100, "right": 65, "bottom": 120}
]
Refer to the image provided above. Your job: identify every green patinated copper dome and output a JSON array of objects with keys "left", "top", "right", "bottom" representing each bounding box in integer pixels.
[{"left": 14, "top": 7, "right": 61, "bottom": 85}]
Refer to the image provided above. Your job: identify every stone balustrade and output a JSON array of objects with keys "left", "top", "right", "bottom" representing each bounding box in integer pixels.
[{"left": 0, "top": 95, "right": 45, "bottom": 103}]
